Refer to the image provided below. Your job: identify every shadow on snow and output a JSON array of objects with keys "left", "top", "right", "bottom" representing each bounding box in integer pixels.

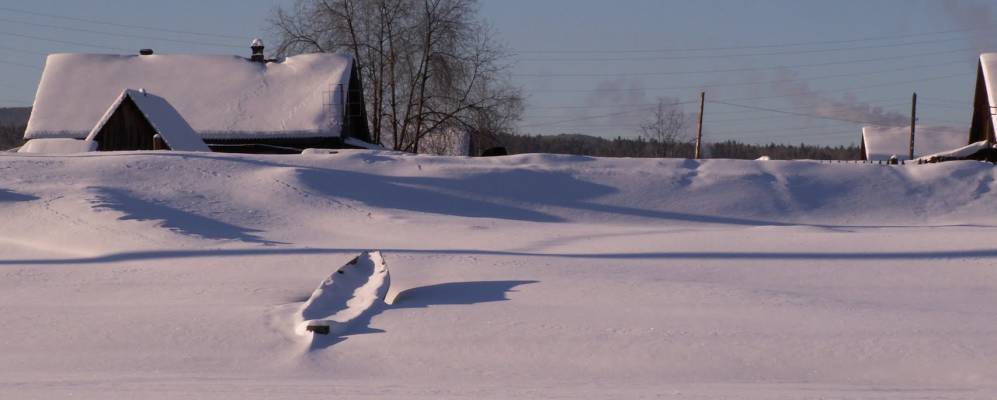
[
  {"left": 9, "top": 246, "right": 997, "bottom": 265},
  {"left": 308, "top": 280, "right": 538, "bottom": 350},
  {"left": 0, "top": 188, "right": 38, "bottom": 202},
  {"left": 88, "top": 186, "right": 282, "bottom": 245}
]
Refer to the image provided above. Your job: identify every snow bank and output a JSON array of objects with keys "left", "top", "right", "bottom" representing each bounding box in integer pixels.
[
  {"left": 17, "top": 138, "right": 97, "bottom": 154},
  {"left": 343, "top": 137, "right": 384, "bottom": 150},
  {"left": 918, "top": 140, "right": 993, "bottom": 161},
  {"left": 3, "top": 151, "right": 997, "bottom": 398},
  {"left": 862, "top": 125, "right": 968, "bottom": 161},
  {"left": 26, "top": 52, "right": 354, "bottom": 140}
]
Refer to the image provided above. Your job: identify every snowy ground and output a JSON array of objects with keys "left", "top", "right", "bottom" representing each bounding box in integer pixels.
[{"left": 2, "top": 150, "right": 997, "bottom": 399}]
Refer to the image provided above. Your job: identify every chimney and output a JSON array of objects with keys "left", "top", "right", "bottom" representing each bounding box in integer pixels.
[
  {"left": 250, "top": 38, "right": 265, "bottom": 63},
  {"left": 139, "top": 49, "right": 154, "bottom": 55}
]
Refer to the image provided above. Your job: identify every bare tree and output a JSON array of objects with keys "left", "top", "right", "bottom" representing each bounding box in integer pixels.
[
  {"left": 639, "top": 97, "right": 689, "bottom": 157},
  {"left": 270, "top": 0, "right": 522, "bottom": 154}
]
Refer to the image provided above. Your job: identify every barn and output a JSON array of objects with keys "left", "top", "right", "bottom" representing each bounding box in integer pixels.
[
  {"left": 24, "top": 41, "right": 371, "bottom": 153},
  {"left": 969, "top": 53, "right": 997, "bottom": 144}
]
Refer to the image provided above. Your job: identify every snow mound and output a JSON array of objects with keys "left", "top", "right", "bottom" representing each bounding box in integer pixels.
[
  {"left": 18, "top": 138, "right": 96, "bottom": 154},
  {"left": 294, "top": 251, "right": 390, "bottom": 337}
]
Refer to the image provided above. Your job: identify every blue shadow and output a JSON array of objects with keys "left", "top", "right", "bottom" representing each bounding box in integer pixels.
[
  {"left": 88, "top": 186, "right": 282, "bottom": 245},
  {"left": 0, "top": 188, "right": 37, "bottom": 202},
  {"left": 308, "top": 280, "right": 537, "bottom": 350}
]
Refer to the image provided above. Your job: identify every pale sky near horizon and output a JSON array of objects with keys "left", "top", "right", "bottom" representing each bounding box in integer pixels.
[{"left": 0, "top": 0, "right": 994, "bottom": 146}]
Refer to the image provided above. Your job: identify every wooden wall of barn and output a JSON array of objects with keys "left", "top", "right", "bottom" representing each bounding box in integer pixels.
[
  {"left": 969, "top": 62, "right": 995, "bottom": 144},
  {"left": 92, "top": 96, "right": 162, "bottom": 151},
  {"left": 343, "top": 62, "right": 371, "bottom": 144}
]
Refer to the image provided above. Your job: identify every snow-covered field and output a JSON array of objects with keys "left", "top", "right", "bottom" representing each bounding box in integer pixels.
[{"left": 2, "top": 150, "right": 997, "bottom": 399}]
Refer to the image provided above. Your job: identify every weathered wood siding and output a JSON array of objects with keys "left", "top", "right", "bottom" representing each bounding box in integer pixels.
[
  {"left": 969, "top": 62, "right": 995, "bottom": 144},
  {"left": 343, "top": 62, "right": 371, "bottom": 143},
  {"left": 92, "top": 97, "right": 159, "bottom": 151}
]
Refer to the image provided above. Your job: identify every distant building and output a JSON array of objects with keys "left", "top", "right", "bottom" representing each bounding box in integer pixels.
[
  {"left": 860, "top": 125, "right": 968, "bottom": 161},
  {"left": 970, "top": 53, "right": 997, "bottom": 144},
  {"left": 24, "top": 40, "right": 371, "bottom": 153}
]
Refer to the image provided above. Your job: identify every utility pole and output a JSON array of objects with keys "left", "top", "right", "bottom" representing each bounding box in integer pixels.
[
  {"left": 909, "top": 92, "right": 917, "bottom": 160},
  {"left": 695, "top": 91, "right": 705, "bottom": 160}
]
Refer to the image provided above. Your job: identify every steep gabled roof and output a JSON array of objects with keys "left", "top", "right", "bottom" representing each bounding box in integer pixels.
[
  {"left": 86, "top": 89, "right": 210, "bottom": 152},
  {"left": 26, "top": 53, "right": 354, "bottom": 140},
  {"left": 981, "top": 54, "right": 997, "bottom": 130},
  {"left": 862, "top": 125, "right": 968, "bottom": 161}
]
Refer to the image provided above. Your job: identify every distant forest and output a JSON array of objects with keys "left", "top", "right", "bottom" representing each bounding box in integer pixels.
[
  {"left": 0, "top": 107, "right": 860, "bottom": 159},
  {"left": 0, "top": 107, "right": 29, "bottom": 150},
  {"left": 0, "top": 125, "right": 25, "bottom": 150},
  {"left": 495, "top": 133, "right": 861, "bottom": 160}
]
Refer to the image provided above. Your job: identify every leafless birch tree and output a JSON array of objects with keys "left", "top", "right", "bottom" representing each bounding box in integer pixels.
[{"left": 271, "top": 0, "right": 522, "bottom": 154}]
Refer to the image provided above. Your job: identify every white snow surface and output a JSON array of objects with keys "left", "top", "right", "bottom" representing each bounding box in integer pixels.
[
  {"left": 862, "top": 125, "right": 969, "bottom": 161},
  {"left": 17, "top": 138, "right": 96, "bottom": 154},
  {"left": 26, "top": 53, "right": 353, "bottom": 140},
  {"left": 919, "top": 140, "right": 993, "bottom": 161},
  {"left": 3, "top": 151, "right": 997, "bottom": 399},
  {"left": 86, "top": 89, "right": 210, "bottom": 152}
]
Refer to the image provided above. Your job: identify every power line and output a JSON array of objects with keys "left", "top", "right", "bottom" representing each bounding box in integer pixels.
[
  {"left": 712, "top": 72, "right": 967, "bottom": 104},
  {"left": 520, "top": 101, "right": 697, "bottom": 128},
  {"left": 525, "top": 60, "right": 964, "bottom": 93},
  {"left": 514, "top": 36, "right": 968, "bottom": 62},
  {"left": 527, "top": 96, "right": 909, "bottom": 112},
  {"left": 0, "top": 44, "right": 50, "bottom": 56},
  {"left": 709, "top": 100, "right": 884, "bottom": 125},
  {"left": 0, "top": 30, "right": 130, "bottom": 52},
  {"left": 513, "top": 27, "right": 989, "bottom": 54},
  {"left": 0, "top": 59, "right": 43, "bottom": 70},
  {"left": 522, "top": 77, "right": 962, "bottom": 128},
  {"left": 513, "top": 48, "right": 973, "bottom": 78},
  {"left": 0, "top": 16, "right": 244, "bottom": 49},
  {"left": 0, "top": 6, "right": 247, "bottom": 40},
  {"left": 524, "top": 101, "right": 910, "bottom": 122}
]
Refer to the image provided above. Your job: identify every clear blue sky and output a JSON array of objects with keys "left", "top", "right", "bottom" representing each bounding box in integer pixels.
[{"left": 1, "top": 0, "right": 993, "bottom": 146}]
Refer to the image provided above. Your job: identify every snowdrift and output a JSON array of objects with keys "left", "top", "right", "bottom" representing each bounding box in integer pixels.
[
  {"left": 3, "top": 150, "right": 997, "bottom": 399},
  {"left": 4, "top": 150, "right": 993, "bottom": 231},
  {"left": 295, "top": 251, "right": 390, "bottom": 338}
]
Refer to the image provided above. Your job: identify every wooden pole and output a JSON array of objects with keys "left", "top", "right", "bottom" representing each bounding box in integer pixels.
[
  {"left": 695, "top": 91, "right": 705, "bottom": 160},
  {"left": 909, "top": 92, "right": 917, "bottom": 160}
]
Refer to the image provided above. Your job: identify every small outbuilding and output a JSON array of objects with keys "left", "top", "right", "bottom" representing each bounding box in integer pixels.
[
  {"left": 86, "top": 89, "right": 209, "bottom": 152},
  {"left": 970, "top": 53, "right": 997, "bottom": 144},
  {"left": 861, "top": 125, "right": 968, "bottom": 161}
]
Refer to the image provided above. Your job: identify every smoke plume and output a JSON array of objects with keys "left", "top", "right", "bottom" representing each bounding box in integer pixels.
[{"left": 771, "top": 68, "right": 908, "bottom": 126}]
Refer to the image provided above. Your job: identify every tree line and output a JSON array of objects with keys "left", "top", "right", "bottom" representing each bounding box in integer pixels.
[{"left": 496, "top": 132, "right": 861, "bottom": 160}]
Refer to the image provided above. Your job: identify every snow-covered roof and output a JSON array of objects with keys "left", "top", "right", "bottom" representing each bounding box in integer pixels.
[
  {"left": 26, "top": 52, "right": 354, "bottom": 140},
  {"left": 17, "top": 138, "right": 97, "bottom": 154},
  {"left": 981, "top": 53, "right": 997, "bottom": 133},
  {"left": 862, "top": 125, "right": 968, "bottom": 161},
  {"left": 917, "top": 140, "right": 993, "bottom": 162},
  {"left": 86, "top": 89, "right": 210, "bottom": 152}
]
